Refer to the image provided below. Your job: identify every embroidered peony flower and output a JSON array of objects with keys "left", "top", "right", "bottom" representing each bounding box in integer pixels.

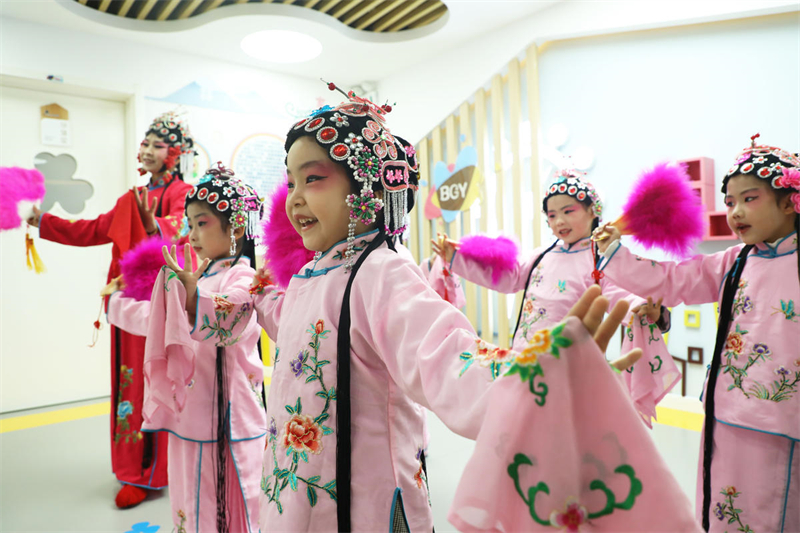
[
  {"left": 479, "top": 347, "right": 512, "bottom": 366},
  {"left": 774, "top": 366, "right": 790, "bottom": 377},
  {"left": 283, "top": 414, "right": 323, "bottom": 454},
  {"left": 794, "top": 358, "right": 800, "bottom": 367},
  {"left": 315, "top": 319, "right": 325, "bottom": 335},
  {"left": 117, "top": 401, "right": 133, "bottom": 419},
  {"left": 414, "top": 465, "right": 425, "bottom": 489},
  {"left": 714, "top": 502, "right": 724, "bottom": 521},
  {"left": 529, "top": 328, "right": 552, "bottom": 352},
  {"left": 724, "top": 486, "right": 737, "bottom": 495},
  {"left": 474, "top": 339, "right": 490, "bottom": 358},
  {"left": 290, "top": 351, "right": 306, "bottom": 378},
  {"left": 213, "top": 295, "right": 235, "bottom": 314},
  {"left": 516, "top": 345, "right": 540, "bottom": 365},
  {"left": 725, "top": 332, "right": 744, "bottom": 355},
  {"left": 523, "top": 300, "right": 534, "bottom": 314},
  {"left": 549, "top": 497, "right": 588, "bottom": 532}
]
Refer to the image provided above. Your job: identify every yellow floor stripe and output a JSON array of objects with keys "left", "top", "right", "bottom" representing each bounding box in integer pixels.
[
  {"left": 0, "top": 401, "right": 110, "bottom": 434},
  {"left": 654, "top": 406, "right": 704, "bottom": 432}
]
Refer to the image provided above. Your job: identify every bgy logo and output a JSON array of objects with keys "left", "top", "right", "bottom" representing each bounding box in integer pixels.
[{"left": 424, "top": 145, "right": 482, "bottom": 223}]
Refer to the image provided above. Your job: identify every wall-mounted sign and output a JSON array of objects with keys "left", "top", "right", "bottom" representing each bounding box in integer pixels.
[
  {"left": 40, "top": 103, "right": 71, "bottom": 147},
  {"left": 424, "top": 145, "right": 482, "bottom": 223}
]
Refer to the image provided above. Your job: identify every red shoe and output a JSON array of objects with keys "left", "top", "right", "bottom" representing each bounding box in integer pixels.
[{"left": 115, "top": 484, "right": 148, "bottom": 508}]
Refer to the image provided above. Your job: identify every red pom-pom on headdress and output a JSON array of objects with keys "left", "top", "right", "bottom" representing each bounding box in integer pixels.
[
  {"left": 604, "top": 162, "right": 704, "bottom": 258},
  {"left": 261, "top": 182, "right": 315, "bottom": 288}
]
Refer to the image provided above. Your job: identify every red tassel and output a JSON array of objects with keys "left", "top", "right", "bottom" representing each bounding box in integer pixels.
[
  {"left": 89, "top": 298, "right": 104, "bottom": 347},
  {"left": 591, "top": 240, "right": 604, "bottom": 285}
]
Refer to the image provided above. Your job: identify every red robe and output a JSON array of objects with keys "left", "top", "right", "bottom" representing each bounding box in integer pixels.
[{"left": 40, "top": 176, "right": 192, "bottom": 489}]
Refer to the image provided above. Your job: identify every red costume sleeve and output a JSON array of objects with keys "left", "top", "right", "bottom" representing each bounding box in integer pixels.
[{"left": 154, "top": 181, "right": 192, "bottom": 242}]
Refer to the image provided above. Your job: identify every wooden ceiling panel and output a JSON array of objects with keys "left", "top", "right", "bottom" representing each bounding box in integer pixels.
[{"left": 72, "top": 0, "right": 447, "bottom": 32}]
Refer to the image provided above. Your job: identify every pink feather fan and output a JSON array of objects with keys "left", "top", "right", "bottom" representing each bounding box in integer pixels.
[
  {"left": 261, "top": 182, "right": 315, "bottom": 288},
  {"left": 610, "top": 162, "right": 704, "bottom": 258},
  {"left": 456, "top": 234, "right": 520, "bottom": 286},
  {"left": 0, "top": 167, "right": 46, "bottom": 231},
  {"left": 119, "top": 237, "right": 183, "bottom": 301}
]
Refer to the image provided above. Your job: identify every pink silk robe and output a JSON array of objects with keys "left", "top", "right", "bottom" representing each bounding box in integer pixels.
[
  {"left": 449, "top": 316, "right": 701, "bottom": 533},
  {"left": 420, "top": 255, "right": 467, "bottom": 308},
  {"left": 252, "top": 230, "right": 698, "bottom": 532},
  {"left": 600, "top": 233, "right": 800, "bottom": 533},
  {"left": 451, "top": 237, "right": 680, "bottom": 425},
  {"left": 108, "top": 257, "right": 266, "bottom": 532}
]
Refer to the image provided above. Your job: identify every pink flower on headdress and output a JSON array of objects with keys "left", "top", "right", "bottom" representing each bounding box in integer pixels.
[
  {"left": 791, "top": 192, "right": 800, "bottom": 214},
  {"left": 778, "top": 167, "right": 800, "bottom": 190},
  {"left": 735, "top": 152, "right": 752, "bottom": 164}
]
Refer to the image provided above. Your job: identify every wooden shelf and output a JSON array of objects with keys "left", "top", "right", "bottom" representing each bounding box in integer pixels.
[{"left": 705, "top": 211, "right": 737, "bottom": 241}]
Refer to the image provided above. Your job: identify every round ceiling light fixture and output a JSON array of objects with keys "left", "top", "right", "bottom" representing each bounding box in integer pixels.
[{"left": 241, "top": 30, "right": 322, "bottom": 63}]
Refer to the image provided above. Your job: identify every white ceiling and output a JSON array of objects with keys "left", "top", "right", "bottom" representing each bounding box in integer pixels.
[{"left": 0, "top": 0, "right": 558, "bottom": 85}]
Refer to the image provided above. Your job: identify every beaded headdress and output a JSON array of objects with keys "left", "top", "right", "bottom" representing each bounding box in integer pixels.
[
  {"left": 723, "top": 135, "right": 800, "bottom": 213},
  {"left": 139, "top": 111, "right": 195, "bottom": 181},
  {"left": 542, "top": 168, "right": 604, "bottom": 220},
  {"left": 186, "top": 162, "right": 263, "bottom": 255},
  {"left": 285, "top": 81, "right": 419, "bottom": 269}
]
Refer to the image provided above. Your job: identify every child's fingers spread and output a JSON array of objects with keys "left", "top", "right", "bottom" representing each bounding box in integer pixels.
[
  {"left": 183, "top": 243, "right": 193, "bottom": 271},
  {"left": 583, "top": 296, "right": 609, "bottom": 336},
  {"left": 595, "top": 299, "right": 631, "bottom": 351},
  {"left": 162, "top": 245, "right": 178, "bottom": 269},
  {"left": 611, "top": 348, "right": 642, "bottom": 371},
  {"left": 566, "top": 285, "right": 602, "bottom": 321}
]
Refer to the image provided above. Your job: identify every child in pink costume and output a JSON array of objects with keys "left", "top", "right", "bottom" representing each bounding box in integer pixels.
[
  {"left": 595, "top": 137, "right": 800, "bottom": 533},
  {"left": 107, "top": 164, "right": 266, "bottom": 532},
  {"left": 250, "top": 91, "right": 699, "bottom": 532},
  {"left": 435, "top": 170, "right": 679, "bottom": 426}
]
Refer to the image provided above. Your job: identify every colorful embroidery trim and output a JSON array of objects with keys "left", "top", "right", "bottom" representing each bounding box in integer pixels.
[
  {"left": 506, "top": 323, "right": 573, "bottom": 406},
  {"left": 508, "top": 453, "right": 643, "bottom": 529}
]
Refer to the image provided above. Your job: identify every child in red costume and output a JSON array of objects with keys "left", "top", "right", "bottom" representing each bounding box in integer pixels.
[{"left": 27, "top": 112, "right": 195, "bottom": 508}]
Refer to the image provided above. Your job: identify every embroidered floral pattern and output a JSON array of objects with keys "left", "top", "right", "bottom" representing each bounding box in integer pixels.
[
  {"left": 556, "top": 280, "right": 567, "bottom": 293},
  {"left": 519, "top": 295, "right": 548, "bottom": 343},
  {"left": 262, "top": 320, "right": 337, "bottom": 514},
  {"left": 200, "top": 295, "right": 252, "bottom": 347},
  {"left": 509, "top": 454, "right": 642, "bottom": 529},
  {"left": 175, "top": 509, "right": 187, "bottom": 533},
  {"left": 721, "top": 325, "right": 800, "bottom": 402},
  {"left": 530, "top": 265, "right": 544, "bottom": 287},
  {"left": 506, "top": 323, "right": 573, "bottom": 406},
  {"left": 248, "top": 372, "right": 265, "bottom": 409},
  {"left": 549, "top": 497, "right": 588, "bottom": 532},
  {"left": 332, "top": 239, "right": 369, "bottom": 261},
  {"left": 458, "top": 339, "right": 513, "bottom": 380},
  {"left": 714, "top": 486, "right": 753, "bottom": 533},
  {"left": 414, "top": 447, "right": 432, "bottom": 506},
  {"left": 114, "top": 366, "right": 142, "bottom": 444},
  {"left": 732, "top": 280, "right": 754, "bottom": 318}
]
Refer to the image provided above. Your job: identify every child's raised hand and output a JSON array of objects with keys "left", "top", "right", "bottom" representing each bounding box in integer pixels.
[
  {"left": 592, "top": 223, "right": 621, "bottom": 253},
  {"left": 431, "top": 232, "right": 460, "bottom": 263},
  {"left": 133, "top": 186, "right": 159, "bottom": 235},
  {"left": 250, "top": 265, "right": 276, "bottom": 294},
  {"left": 566, "top": 285, "right": 642, "bottom": 371},
  {"left": 632, "top": 296, "right": 663, "bottom": 324},
  {"left": 100, "top": 275, "right": 124, "bottom": 297},
  {"left": 162, "top": 243, "right": 210, "bottom": 288}
]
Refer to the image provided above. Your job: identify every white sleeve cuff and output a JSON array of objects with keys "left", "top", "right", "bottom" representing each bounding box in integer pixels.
[{"left": 601, "top": 238, "right": 621, "bottom": 259}]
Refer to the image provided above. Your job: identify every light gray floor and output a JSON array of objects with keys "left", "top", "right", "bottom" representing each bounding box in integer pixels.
[{"left": 1, "top": 401, "right": 700, "bottom": 532}]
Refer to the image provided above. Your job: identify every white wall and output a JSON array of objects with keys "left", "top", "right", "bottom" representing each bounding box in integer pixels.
[{"left": 379, "top": 0, "right": 799, "bottom": 144}]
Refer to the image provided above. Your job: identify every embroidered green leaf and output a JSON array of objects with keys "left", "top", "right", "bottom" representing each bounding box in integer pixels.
[
  {"left": 307, "top": 475, "right": 321, "bottom": 484},
  {"left": 290, "top": 473, "right": 298, "bottom": 491},
  {"left": 295, "top": 397, "right": 302, "bottom": 414},
  {"left": 314, "top": 412, "right": 329, "bottom": 424},
  {"left": 305, "top": 375, "right": 318, "bottom": 384},
  {"left": 300, "top": 451, "right": 309, "bottom": 463},
  {"left": 315, "top": 391, "right": 328, "bottom": 399},
  {"left": 307, "top": 486, "right": 318, "bottom": 507},
  {"left": 322, "top": 425, "right": 333, "bottom": 435},
  {"left": 328, "top": 387, "right": 336, "bottom": 400},
  {"left": 323, "top": 480, "right": 336, "bottom": 491},
  {"left": 285, "top": 404, "right": 295, "bottom": 415},
  {"left": 317, "top": 360, "right": 330, "bottom": 367}
]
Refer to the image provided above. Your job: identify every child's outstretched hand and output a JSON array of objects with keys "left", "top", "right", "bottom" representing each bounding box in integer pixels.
[
  {"left": 26, "top": 206, "right": 43, "bottom": 228},
  {"left": 431, "top": 232, "right": 460, "bottom": 264},
  {"left": 100, "top": 275, "right": 124, "bottom": 297},
  {"left": 250, "top": 265, "right": 276, "bottom": 295},
  {"left": 133, "top": 186, "right": 159, "bottom": 235},
  {"left": 591, "top": 223, "right": 621, "bottom": 254},
  {"left": 632, "top": 296, "right": 663, "bottom": 324},
  {"left": 162, "top": 243, "right": 210, "bottom": 316},
  {"left": 566, "top": 284, "right": 642, "bottom": 371}
]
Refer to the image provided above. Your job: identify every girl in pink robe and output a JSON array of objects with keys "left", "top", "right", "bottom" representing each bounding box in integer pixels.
[
  {"left": 595, "top": 138, "right": 800, "bottom": 533},
  {"left": 435, "top": 171, "right": 679, "bottom": 426},
  {"left": 251, "top": 92, "right": 700, "bottom": 532},
  {"left": 108, "top": 164, "right": 267, "bottom": 532}
]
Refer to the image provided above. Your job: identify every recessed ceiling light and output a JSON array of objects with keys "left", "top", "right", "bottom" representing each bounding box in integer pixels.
[{"left": 241, "top": 30, "right": 322, "bottom": 63}]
